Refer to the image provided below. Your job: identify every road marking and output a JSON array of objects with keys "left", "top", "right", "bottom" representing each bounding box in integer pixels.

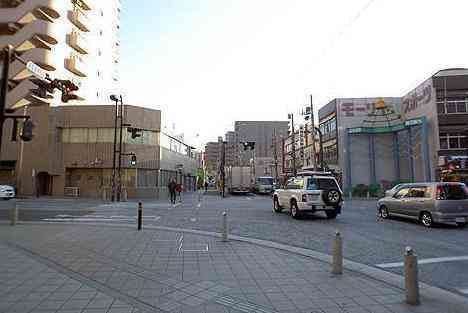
[
  {"left": 376, "top": 255, "right": 468, "bottom": 268},
  {"left": 43, "top": 215, "right": 161, "bottom": 223},
  {"left": 197, "top": 203, "right": 201, "bottom": 208},
  {"left": 190, "top": 218, "right": 197, "bottom": 222}
]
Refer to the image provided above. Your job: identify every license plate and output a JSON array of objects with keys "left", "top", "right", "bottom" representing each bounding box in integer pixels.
[
  {"left": 455, "top": 217, "right": 466, "bottom": 223},
  {"left": 307, "top": 195, "right": 319, "bottom": 201}
]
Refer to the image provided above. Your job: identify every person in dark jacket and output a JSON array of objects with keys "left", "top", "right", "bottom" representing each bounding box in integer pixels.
[{"left": 168, "top": 179, "right": 177, "bottom": 204}]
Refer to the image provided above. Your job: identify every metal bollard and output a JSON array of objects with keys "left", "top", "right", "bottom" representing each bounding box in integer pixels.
[
  {"left": 137, "top": 202, "right": 143, "bottom": 231},
  {"left": 122, "top": 188, "right": 128, "bottom": 202},
  {"left": 348, "top": 191, "right": 352, "bottom": 199},
  {"left": 222, "top": 211, "right": 228, "bottom": 242},
  {"left": 102, "top": 188, "right": 107, "bottom": 201},
  {"left": 366, "top": 191, "right": 370, "bottom": 199},
  {"left": 332, "top": 230, "right": 343, "bottom": 274},
  {"left": 10, "top": 201, "right": 18, "bottom": 226},
  {"left": 404, "top": 247, "right": 420, "bottom": 305}
]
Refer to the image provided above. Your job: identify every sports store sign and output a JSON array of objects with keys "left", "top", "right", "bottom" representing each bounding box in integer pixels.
[{"left": 401, "top": 81, "right": 433, "bottom": 115}]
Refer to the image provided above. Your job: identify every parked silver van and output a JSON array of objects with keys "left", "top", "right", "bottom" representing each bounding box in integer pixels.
[{"left": 377, "top": 182, "right": 468, "bottom": 227}]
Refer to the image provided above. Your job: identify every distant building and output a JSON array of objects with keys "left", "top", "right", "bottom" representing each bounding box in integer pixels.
[
  {"left": 204, "top": 141, "right": 221, "bottom": 178},
  {"left": 233, "top": 121, "right": 288, "bottom": 171}
]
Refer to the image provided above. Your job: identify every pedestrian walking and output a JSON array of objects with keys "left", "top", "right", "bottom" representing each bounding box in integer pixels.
[
  {"left": 168, "top": 179, "right": 177, "bottom": 204},
  {"left": 175, "top": 183, "right": 182, "bottom": 202}
]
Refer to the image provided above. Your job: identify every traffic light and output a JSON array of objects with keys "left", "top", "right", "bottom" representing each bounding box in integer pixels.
[
  {"left": 60, "top": 80, "right": 79, "bottom": 103},
  {"left": 127, "top": 127, "right": 142, "bottom": 139},
  {"left": 20, "top": 119, "right": 34, "bottom": 141},
  {"left": 242, "top": 141, "right": 255, "bottom": 150},
  {"left": 30, "top": 78, "right": 56, "bottom": 99},
  {"left": 130, "top": 154, "right": 137, "bottom": 166}
]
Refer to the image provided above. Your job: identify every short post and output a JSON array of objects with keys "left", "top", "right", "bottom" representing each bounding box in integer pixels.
[
  {"left": 366, "top": 191, "right": 370, "bottom": 199},
  {"left": 332, "top": 230, "right": 343, "bottom": 274},
  {"left": 137, "top": 202, "right": 143, "bottom": 231},
  {"left": 348, "top": 190, "right": 352, "bottom": 199},
  {"left": 10, "top": 201, "right": 18, "bottom": 226},
  {"left": 102, "top": 188, "right": 107, "bottom": 201},
  {"left": 222, "top": 211, "right": 228, "bottom": 242},
  {"left": 121, "top": 188, "right": 128, "bottom": 202},
  {"left": 404, "top": 246, "right": 420, "bottom": 305}
]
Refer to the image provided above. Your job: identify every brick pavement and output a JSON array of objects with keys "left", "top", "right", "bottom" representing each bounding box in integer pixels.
[{"left": 0, "top": 224, "right": 465, "bottom": 313}]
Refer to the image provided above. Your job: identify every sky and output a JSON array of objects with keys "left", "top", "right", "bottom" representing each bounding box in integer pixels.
[{"left": 119, "top": 0, "right": 468, "bottom": 149}]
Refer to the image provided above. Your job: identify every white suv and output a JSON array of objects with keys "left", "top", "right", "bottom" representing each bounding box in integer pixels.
[{"left": 273, "top": 174, "right": 343, "bottom": 219}]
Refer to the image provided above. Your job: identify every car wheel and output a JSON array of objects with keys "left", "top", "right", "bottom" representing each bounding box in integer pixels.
[
  {"left": 323, "top": 189, "right": 342, "bottom": 206},
  {"left": 273, "top": 196, "right": 282, "bottom": 213},
  {"left": 325, "top": 210, "right": 337, "bottom": 219},
  {"left": 379, "top": 205, "right": 390, "bottom": 219},
  {"left": 290, "top": 201, "right": 301, "bottom": 219},
  {"left": 456, "top": 222, "right": 467, "bottom": 228},
  {"left": 420, "top": 212, "right": 433, "bottom": 228}
]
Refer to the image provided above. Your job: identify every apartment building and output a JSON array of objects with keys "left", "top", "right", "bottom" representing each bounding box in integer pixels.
[
  {"left": 1, "top": 0, "right": 121, "bottom": 108},
  {"left": 0, "top": 0, "right": 126, "bottom": 196}
]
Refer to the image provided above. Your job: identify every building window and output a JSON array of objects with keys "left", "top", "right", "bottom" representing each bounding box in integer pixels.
[
  {"left": 439, "top": 132, "right": 468, "bottom": 150},
  {"left": 437, "top": 100, "right": 468, "bottom": 114}
]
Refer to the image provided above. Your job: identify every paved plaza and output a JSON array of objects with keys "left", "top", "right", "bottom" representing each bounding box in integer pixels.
[{"left": 1, "top": 222, "right": 467, "bottom": 313}]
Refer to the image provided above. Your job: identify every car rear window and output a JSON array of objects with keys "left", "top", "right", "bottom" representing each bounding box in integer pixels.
[
  {"left": 307, "top": 178, "right": 338, "bottom": 190},
  {"left": 437, "top": 184, "right": 467, "bottom": 200}
]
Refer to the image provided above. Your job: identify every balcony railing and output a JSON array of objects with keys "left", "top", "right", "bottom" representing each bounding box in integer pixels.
[
  {"left": 74, "top": 0, "right": 92, "bottom": 10},
  {"left": 65, "top": 55, "right": 86, "bottom": 77},
  {"left": 68, "top": 9, "right": 90, "bottom": 32},
  {"left": 437, "top": 100, "right": 468, "bottom": 115},
  {"left": 67, "top": 31, "right": 88, "bottom": 54}
]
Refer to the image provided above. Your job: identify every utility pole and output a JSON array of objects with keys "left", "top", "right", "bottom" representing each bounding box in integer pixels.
[
  {"left": 221, "top": 141, "right": 226, "bottom": 197},
  {"left": 310, "top": 95, "right": 317, "bottom": 170},
  {"left": 288, "top": 113, "right": 297, "bottom": 177},
  {"left": 272, "top": 129, "right": 279, "bottom": 183}
]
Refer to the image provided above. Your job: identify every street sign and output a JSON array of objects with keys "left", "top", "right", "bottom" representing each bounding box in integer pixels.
[{"left": 26, "top": 61, "right": 47, "bottom": 80}]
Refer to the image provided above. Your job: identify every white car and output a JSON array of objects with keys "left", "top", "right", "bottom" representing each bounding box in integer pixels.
[
  {"left": 273, "top": 174, "right": 343, "bottom": 219},
  {"left": 0, "top": 185, "right": 15, "bottom": 200}
]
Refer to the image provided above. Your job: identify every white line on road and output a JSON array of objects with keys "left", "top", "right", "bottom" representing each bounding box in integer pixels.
[{"left": 376, "top": 255, "right": 468, "bottom": 268}]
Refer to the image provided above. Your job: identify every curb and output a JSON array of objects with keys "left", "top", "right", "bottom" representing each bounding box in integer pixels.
[{"left": 4, "top": 220, "right": 468, "bottom": 310}]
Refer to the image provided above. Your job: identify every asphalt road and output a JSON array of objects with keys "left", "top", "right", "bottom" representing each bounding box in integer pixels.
[{"left": 1, "top": 193, "right": 467, "bottom": 297}]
